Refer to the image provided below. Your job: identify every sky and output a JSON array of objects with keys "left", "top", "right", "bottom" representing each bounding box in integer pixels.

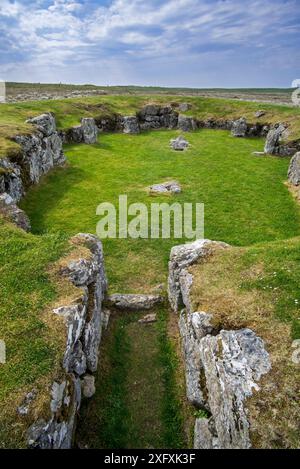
[{"left": 0, "top": 0, "right": 299, "bottom": 88}]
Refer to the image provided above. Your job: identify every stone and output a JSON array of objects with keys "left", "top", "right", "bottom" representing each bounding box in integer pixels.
[
  {"left": 0, "top": 192, "right": 31, "bottom": 231},
  {"left": 122, "top": 116, "right": 140, "bottom": 134},
  {"left": 264, "top": 124, "right": 286, "bottom": 154},
  {"left": 255, "top": 110, "right": 266, "bottom": 118},
  {"left": 194, "top": 418, "right": 219, "bottom": 449},
  {"left": 138, "top": 313, "right": 157, "bottom": 324},
  {"left": 81, "top": 375, "right": 96, "bottom": 398},
  {"left": 101, "top": 308, "right": 111, "bottom": 330},
  {"left": 107, "top": 293, "right": 162, "bottom": 310},
  {"left": 81, "top": 118, "right": 99, "bottom": 144},
  {"left": 170, "top": 135, "right": 189, "bottom": 151},
  {"left": 178, "top": 102, "right": 191, "bottom": 112},
  {"left": 252, "top": 151, "right": 265, "bottom": 157},
  {"left": 288, "top": 152, "right": 300, "bottom": 186},
  {"left": 177, "top": 115, "right": 196, "bottom": 132},
  {"left": 0, "top": 158, "right": 23, "bottom": 202},
  {"left": 199, "top": 328, "right": 271, "bottom": 449},
  {"left": 179, "top": 311, "right": 214, "bottom": 407},
  {"left": 69, "top": 125, "right": 83, "bottom": 143},
  {"left": 168, "top": 239, "right": 229, "bottom": 313},
  {"left": 138, "top": 104, "right": 161, "bottom": 119},
  {"left": 231, "top": 118, "right": 248, "bottom": 137},
  {"left": 17, "top": 389, "right": 38, "bottom": 416},
  {"left": 27, "top": 113, "right": 56, "bottom": 137},
  {"left": 149, "top": 180, "right": 181, "bottom": 195}
]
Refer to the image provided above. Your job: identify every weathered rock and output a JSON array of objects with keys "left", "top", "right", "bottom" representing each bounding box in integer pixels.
[
  {"left": 179, "top": 311, "right": 214, "bottom": 407},
  {"left": 168, "top": 239, "right": 229, "bottom": 313},
  {"left": 255, "top": 110, "right": 266, "bottom": 118},
  {"left": 101, "top": 308, "right": 111, "bottom": 330},
  {"left": 194, "top": 418, "right": 219, "bottom": 449},
  {"left": 0, "top": 192, "right": 31, "bottom": 231},
  {"left": 27, "top": 113, "right": 56, "bottom": 137},
  {"left": 149, "top": 180, "right": 181, "bottom": 194},
  {"left": 107, "top": 293, "right": 162, "bottom": 310},
  {"left": 138, "top": 313, "right": 157, "bottom": 324},
  {"left": 170, "top": 135, "right": 189, "bottom": 151},
  {"left": 81, "top": 118, "right": 99, "bottom": 144},
  {"left": 0, "top": 158, "right": 23, "bottom": 202},
  {"left": 122, "top": 116, "right": 140, "bottom": 134},
  {"left": 199, "top": 328, "right": 271, "bottom": 449},
  {"left": 178, "top": 102, "right": 191, "bottom": 112},
  {"left": 288, "top": 152, "right": 300, "bottom": 185},
  {"left": 177, "top": 115, "right": 197, "bottom": 132},
  {"left": 231, "top": 118, "right": 248, "bottom": 137},
  {"left": 17, "top": 390, "right": 38, "bottom": 416},
  {"left": 81, "top": 375, "right": 95, "bottom": 398},
  {"left": 137, "top": 104, "right": 178, "bottom": 130},
  {"left": 264, "top": 124, "right": 286, "bottom": 154}
]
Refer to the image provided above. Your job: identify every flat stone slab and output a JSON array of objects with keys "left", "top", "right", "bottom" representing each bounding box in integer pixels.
[
  {"left": 252, "top": 151, "right": 266, "bottom": 157},
  {"left": 107, "top": 293, "right": 162, "bottom": 310},
  {"left": 138, "top": 313, "right": 157, "bottom": 324},
  {"left": 149, "top": 180, "right": 181, "bottom": 195},
  {"left": 170, "top": 135, "right": 189, "bottom": 150}
]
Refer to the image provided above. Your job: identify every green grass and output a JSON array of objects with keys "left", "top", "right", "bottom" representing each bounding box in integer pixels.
[
  {"left": 21, "top": 129, "right": 300, "bottom": 292},
  {"left": 0, "top": 217, "right": 68, "bottom": 447},
  {"left": 76, "top": 309, "right": 186, "bottom": 449}
]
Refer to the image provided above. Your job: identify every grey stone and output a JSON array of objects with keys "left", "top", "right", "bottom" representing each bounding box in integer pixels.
[
  {"left": 170, "top": 135, "right": 189, "bottom": 151},
  {"left": 194, "top": 418, "right": 219, "bottom": 449},
  {"left": 0, "top": 158, "right": 23, "bottom": 202},
  {"left": 149, "top": 180, "right": 181, "bottom": 194},
  {"left": 27, "top": 113, "right": 56, "bottom": 136},
  {"left": 252, "top": 151, "right": 265, "bottom": 157},
  {"left": 255, "top": 110, "right": 266, "bottom": 118},
  {"left": 69, "top": 125, "right": 83, "bottom": 143},
  {"left": 81, "top": 118, "right": 99, "bottom": 144},
  {"left": 231, "top": 118, "right": 248, "bottom": 137},
  {"left": 107, "top": 293, "right": 162, "bottom": 310},
  {"left": 101, "top": 308, "right": 111, "bottom": 330},
  {"left": 264, "top": 124, "right": 286, "bottom": 154},
  {"left": 122, "top": 116, "right": 140, "bottom": 134},
  {"left": 81, "top": 375, "right": 95, "bottom": 398},
  {"left": 178, "top": 115, "right": 197, "bottom": 132},
  {"left": 179, "top": 311, "right": 214, "bottom": 407},
  {"left": 138, "top": 313, "right": 157, "bottom": 324},
  {"left": 178, "top": 102, "right": 191, "bottom": 112},
  {"left": 288, "top": 152, "right": 300, "bottom": 186},
  {"left": 17, "top": 389, "right": 38, "bottom": 416},
  {"left": 199, "top": 328, "right": 271, "bottom": 449},
  {"left": 0, "top": 192, "right": 31, "bottom": 231},
  {"left": 168, "top": 239, "right": 229, "bottom": 313}
]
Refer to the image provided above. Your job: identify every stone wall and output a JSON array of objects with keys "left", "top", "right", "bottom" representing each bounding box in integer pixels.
[
  {"left": 168, "top": 239, "right": 271, "bottom": 449},
  {"left": 27, "top": 233, "right": 107, "bottom": 449}
]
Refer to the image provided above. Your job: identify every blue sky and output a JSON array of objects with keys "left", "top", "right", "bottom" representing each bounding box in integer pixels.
[{"left": 0, "top": 0, "right": 299, "bottom": 87}]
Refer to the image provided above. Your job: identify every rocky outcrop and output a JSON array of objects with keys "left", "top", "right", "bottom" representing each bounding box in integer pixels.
[
  {"left": 231, "top": 118, "right": 248, "bottom": 137},
  {"left": 177, "top": 115, "right": 197, "bottom": 132},
  {"left": 0, "top": 193, "right": 31, "bottom": 231},
  {"left": 264, "top": 124, "right": 286, "bottom": 154},
  {"left": 27, "top": 233, "right": 107, "bottom": 449},
  {"left": 68, "top": 118, "right": 99, "bottom": 144},
  {"left": 0, "top": 113, "right": 65, "bottom": 205},
  {"left": 149, "top": 180, "right": 181, "bottom": 195},
  {"left": 288, "top": 152, "right": 300, "bottom": 185},
  {"left": 107, "top": 293, "right": 162, "bottom": 310},
  {"left": 168, "top": 239, "right": 271, "bottom": 449},
  {"left": 170, "top": 135, "right": 189, "bottom": 151},
  {"left": 137, "top": 104, "right": 178, "bottom": 130},
  {"left": 122, "top": 116, "right": 140, "bottom": 134}
]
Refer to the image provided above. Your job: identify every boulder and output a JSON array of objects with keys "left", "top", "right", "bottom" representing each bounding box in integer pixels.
[
  {"left": 231, "top": 118, "right": 248, "bottom": 137},
  {"left": 170, "top": 135, "right": 189, "bottom": 151},
  {"left": 178, "top": 102, "right": 191, "bottom": 112},
  {"left": 0, "top": 192, "right": 31, "bottom": 231},
  {"left": 194, "top": 418, "right": 219, "bottom": 449},
  {"left": 27, "top": 113, "right": 56, "bottom": 137},
  {"left": 138, "top": 313, "right": 157, "bottom": 324},
  {"left": 288, "top": 152, "right": 300, "bottom": 185},
  {"left": 122, "top": 116, "right": 140, "bottom": 134},
  {"left": 177, "top": 115, "right": 197, "bottom": 131},
  {"left": 149, "top": 181, "right": 181, "bottom": 195},
  {"left": 81, "top": 118, "right": 99, "bottom": 144},
  {"left": 107, "top": 293, "right": 162, "bottom": 310},
  {"left": 199, "top": 328, "right": 271, "bottom": 449},
  {"left": 81, "top": 375, "right": 96, "bottom": 398},
  {"left": 264, "top": 124, "right": 285, "bottom": 154},
  {"left": 0, "top": 158, "right": 23, "bottom": 202}
]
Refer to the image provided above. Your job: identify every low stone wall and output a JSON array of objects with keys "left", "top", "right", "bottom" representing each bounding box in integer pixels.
[
  {"left": 168, "top": 239, "right": 271, "bottom": 449},
  {"left": 27, "top": 233, "right": 107, "bottom": 449}
]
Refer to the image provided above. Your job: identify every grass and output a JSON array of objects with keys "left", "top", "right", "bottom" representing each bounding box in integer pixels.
[
  {"left": 189, "top": 237, "right": 300, "bottom": 448},
  {"left": 21, "top": 129, "right": 300, "bottom": 292},
  {"left": 0, "top": 217, "right": 68, "bottom": 448},
  {"left": 1, "top": 93, "right": 300, "bottom": 159},
  {"left": 76, "top": 308, "right": 186, "bottom": 449}
]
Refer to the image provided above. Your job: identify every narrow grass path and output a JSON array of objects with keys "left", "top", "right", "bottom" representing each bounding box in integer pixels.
[{"left": 76, "top": 309, "right": 186, "bottom": 449}]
